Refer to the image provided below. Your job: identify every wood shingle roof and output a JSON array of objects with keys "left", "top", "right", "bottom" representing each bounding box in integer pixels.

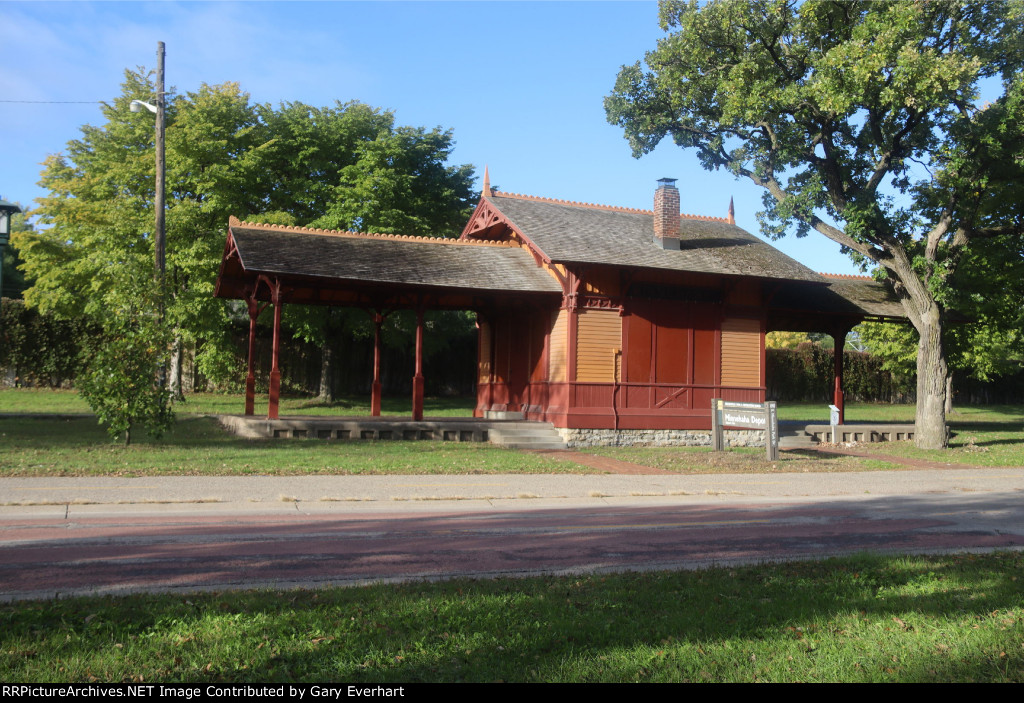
[
  {"left": 215, "top": 219, "right": 562, "bottom": 307},
  {"left": 472, "top": 193, "right": 824, "bottom": 283},
  {"left": 233, "top": 223, "right": 559, "bottom": 292}
]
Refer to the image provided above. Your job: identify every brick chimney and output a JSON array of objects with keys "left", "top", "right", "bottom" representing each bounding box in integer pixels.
[{"left": 653, "top": 178, "right": 680, "bottom": 250}]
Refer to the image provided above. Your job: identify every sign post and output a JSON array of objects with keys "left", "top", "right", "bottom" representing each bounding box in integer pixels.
[
  {"left": 712, "top": 399, "right": 779, "bottom": 461},
  {"left": 828, "top": 404, "right": 840, "bottom": 443}
]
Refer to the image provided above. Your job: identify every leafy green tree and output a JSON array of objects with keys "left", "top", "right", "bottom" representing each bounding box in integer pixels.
[
  {"left": 16, "top": 73, "right": 266, "bottom": 402},
  {"left": 606, "top": 0, "right": 1024, "bottom": 448},
  {"left": 18, "top": 69, "right": 476, "bottom": 409},
  {"left": 860, "top": 227, "right": 1024, "bottom": 410},
  {"left": 765, "top": 331, "right": 812, "bottom": 349},
  {"left": 250, "top": 104, "right": 476, "bottom": 401},
  {"left": 75, "top": 278, "right": 173, "bottom": 445}
]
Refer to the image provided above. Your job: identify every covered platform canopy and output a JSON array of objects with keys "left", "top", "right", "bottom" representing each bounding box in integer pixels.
[{"left": 214, "top": 217, "right": 562, "bottom": 420}]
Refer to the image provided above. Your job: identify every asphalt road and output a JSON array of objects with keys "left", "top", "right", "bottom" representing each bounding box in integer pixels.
[{"left": 2, "top": 470, "right": 1023, "bottom": 601}]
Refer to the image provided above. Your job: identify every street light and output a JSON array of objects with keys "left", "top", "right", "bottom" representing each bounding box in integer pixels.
[
  {"left": 0, "top": 198, "right": 23, "bottom": 300},
  {"left": 129, "top": 99, "right": 158, "bottom": 115}
]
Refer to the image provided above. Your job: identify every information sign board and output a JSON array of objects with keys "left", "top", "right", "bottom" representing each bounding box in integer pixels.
[{"left": 711, "top": 399, "right": 779, "bottom": 461}]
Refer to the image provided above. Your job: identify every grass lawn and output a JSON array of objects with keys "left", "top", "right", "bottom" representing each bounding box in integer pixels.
[
  {"left": 776, "top": 401, "right": 1022, "bottom": 425},
  {"left": 1, "top": 551, "right": 1021, "bottom": 683},
  {"left": 779, "top": 402, "right": 1024, "bottom": 468},
  {"left": 0, "top": 416, "right": 588, "bottom": 476},
  {"left": 581, "top": 445, "right": 905, "bottom": 473},
  {"left": 0, "top": 389, "right": 587, "bottom": 476},
  {"left": 0, "top": 388, "right": 476, "bottom": 417},
  {"left": 2, "top": 390, "right": 1022, "bottom": 475},
  {"left": 587, "top": 403, "right": 1024, "bottom": 471}
]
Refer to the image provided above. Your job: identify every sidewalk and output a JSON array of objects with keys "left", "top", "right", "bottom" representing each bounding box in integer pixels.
[{"left": 3, "top": 468, "right": 1023, "bottom": 518}]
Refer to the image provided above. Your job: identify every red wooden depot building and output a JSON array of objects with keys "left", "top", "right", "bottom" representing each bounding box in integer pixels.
[{"left": 215, "top": 175, "right": 902, "bottom": 441}]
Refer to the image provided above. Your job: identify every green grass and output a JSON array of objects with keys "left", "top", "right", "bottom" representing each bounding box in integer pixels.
[
  {"left": 776, "top": 401, "right": 1022, "bottom": 425},
  {"left": 3, "top": 391, "right": 1022, "bottom": 474},
  {"left": 843, "top": 428, "right": 1024, "bottom": 467},
  {"left": 0, "top": 388, "right": 93, "bottom": 414},
  {"left": 0, "top": 389, "right": 575, "bottom": 477},
  {"left": 0, "top": 388, "right": 476, "bottom": 417},
  {"left": 579, "top": 403, "right": 1024, "bottom": 471},
  {"left": 2, "top": 552, "right": 1021, "bottom": 682},
  {"left": 777, "top": 403, "right": 1024, "bottom": 468},
  {"left": 581, "top": 445, "right": 903, "bottom": 473},
  {"left": 0, "top": 416, "right": 587, "bottom": 477}
]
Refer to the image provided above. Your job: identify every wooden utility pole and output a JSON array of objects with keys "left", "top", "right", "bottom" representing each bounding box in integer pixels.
[
  {"left": 155, "top": 41, "right": 166, "bottom": 281},
  {"left": 154, "top": 41, "right": 168, "bottom": 393}
]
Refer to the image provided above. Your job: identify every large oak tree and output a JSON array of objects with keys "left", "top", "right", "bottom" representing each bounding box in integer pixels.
[{"left": 606, "top": 0, "right": 1024, "bottom": 448}]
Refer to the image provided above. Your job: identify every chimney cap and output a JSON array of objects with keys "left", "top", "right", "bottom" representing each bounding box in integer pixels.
[{"left": 657, "top": 177, "right": 678, "bottom": 188}]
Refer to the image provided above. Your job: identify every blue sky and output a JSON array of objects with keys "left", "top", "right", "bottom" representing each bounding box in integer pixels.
[{"left": 1, "top": 0, "right": 863, "bottom": 275}]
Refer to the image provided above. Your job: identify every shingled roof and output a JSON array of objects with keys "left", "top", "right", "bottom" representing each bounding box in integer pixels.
[
  {"left": 766, "top": 273, "right": 906, "bottom": 332},
  {"left": 215, "top": 219, "right": 562, "bottom": 304},
  {"left": 469, "top": 192, "right": 824, "bottom": 284},
  {"left": 215, "top": 189, "right": 907, "bottom": 327},
  {"left": 820, "top": 275, "right": 905, "bottom": 319}
]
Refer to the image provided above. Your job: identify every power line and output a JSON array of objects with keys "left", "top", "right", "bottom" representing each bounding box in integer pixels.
[{"left": 0, "top": 100, "right": 102, "bottom": 104}]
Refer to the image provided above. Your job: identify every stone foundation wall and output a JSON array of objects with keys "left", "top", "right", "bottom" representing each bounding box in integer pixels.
[{"left": 557, "top": 427, "right": 765, "bottom": 448}]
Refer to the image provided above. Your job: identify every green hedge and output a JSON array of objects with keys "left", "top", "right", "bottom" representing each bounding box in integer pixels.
[
  {"left": 767, "top": 344, "right": 914, "bottom": 403},
  {"left": 0, "top": 298, "right": 92, "bottom": 388}
]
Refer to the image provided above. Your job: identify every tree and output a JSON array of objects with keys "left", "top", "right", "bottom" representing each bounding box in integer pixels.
[
  {"left": 765, "top": 331, "right": 812, "bottom": 349},
  {"left": 75, "top": 283, "right": 173, "bottom": 446},
  {"left": 606, "top": 0, "right": 1024, "bottom": 448},
  {"left": 250, "top": 103, "right": 476, "bottom": 401},
  {"left": 16, "top": 68, "right": 477, "bottom": 413},
  {"left": 16, "top": 72, "right": 266, "bottom": 405},
  {"left": 860, "top": 226, "right": 1024, "bottom": 410}
]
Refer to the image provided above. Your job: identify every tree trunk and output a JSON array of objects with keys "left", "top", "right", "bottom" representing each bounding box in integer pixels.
[
  {"left": 914, "top": 309, "right": 948, "bottom": 449},
  {"left": 168, "top": 334, "right": 185, "bottom": 402},
  {"left": 318, "top": 342, "right": 335, "bottom": 403}
]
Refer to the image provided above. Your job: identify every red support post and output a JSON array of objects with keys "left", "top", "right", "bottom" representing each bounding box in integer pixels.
[
  {"left": 412, "top": 307, "right": 425, "bottom": 421},
  {"left": 245, "top": 296, "right": 259, "bottom": 416},
  {"left": 833, "top": 328, "right": 847, "bottom": 425},
  {"left": 371, "top": 312, "right": 383, "bottom": 417},
  {"left": 485, "top": 317, "right": 496, "bottom": 413},
  {"left": 268, "top": 281, "right": 282, "bottom": 420}
]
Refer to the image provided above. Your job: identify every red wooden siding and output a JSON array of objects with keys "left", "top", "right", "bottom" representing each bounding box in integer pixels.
[
  {"left": 620, "top": 300, "right": 721, "bottom": 411},
  {"left": 655, "top": 306, "right": 689, "bottom": 384}
]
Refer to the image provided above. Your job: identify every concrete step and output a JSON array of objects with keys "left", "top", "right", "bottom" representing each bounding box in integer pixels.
[
  {"left": 488, "top": 421, "right": 567, "bottom": 450},
  {"left": 779, "top": 432, "right": 816, "bottom": 449},
  {"left": 483, "top": 410, "right": 525, "bottom": 420},
  {"left": 777, "top": 421, "right": 818, "bottom": 449}
]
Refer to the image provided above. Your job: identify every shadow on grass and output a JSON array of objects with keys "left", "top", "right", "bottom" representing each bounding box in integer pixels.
[
  {"left": 0, "top": 414, "right": 589, "bottom": 476},
  {"left": 0, "top": 415, "right": 236, "bottom": 450},
  {"left": 2, "top": 552, "right": 1021, "bottom": 682},
  {"left": 237, "top": 394, "right": 475, "bottom": 417},
  {"left": 291, "top": 397, "right": 362, "bottom": 412}
]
